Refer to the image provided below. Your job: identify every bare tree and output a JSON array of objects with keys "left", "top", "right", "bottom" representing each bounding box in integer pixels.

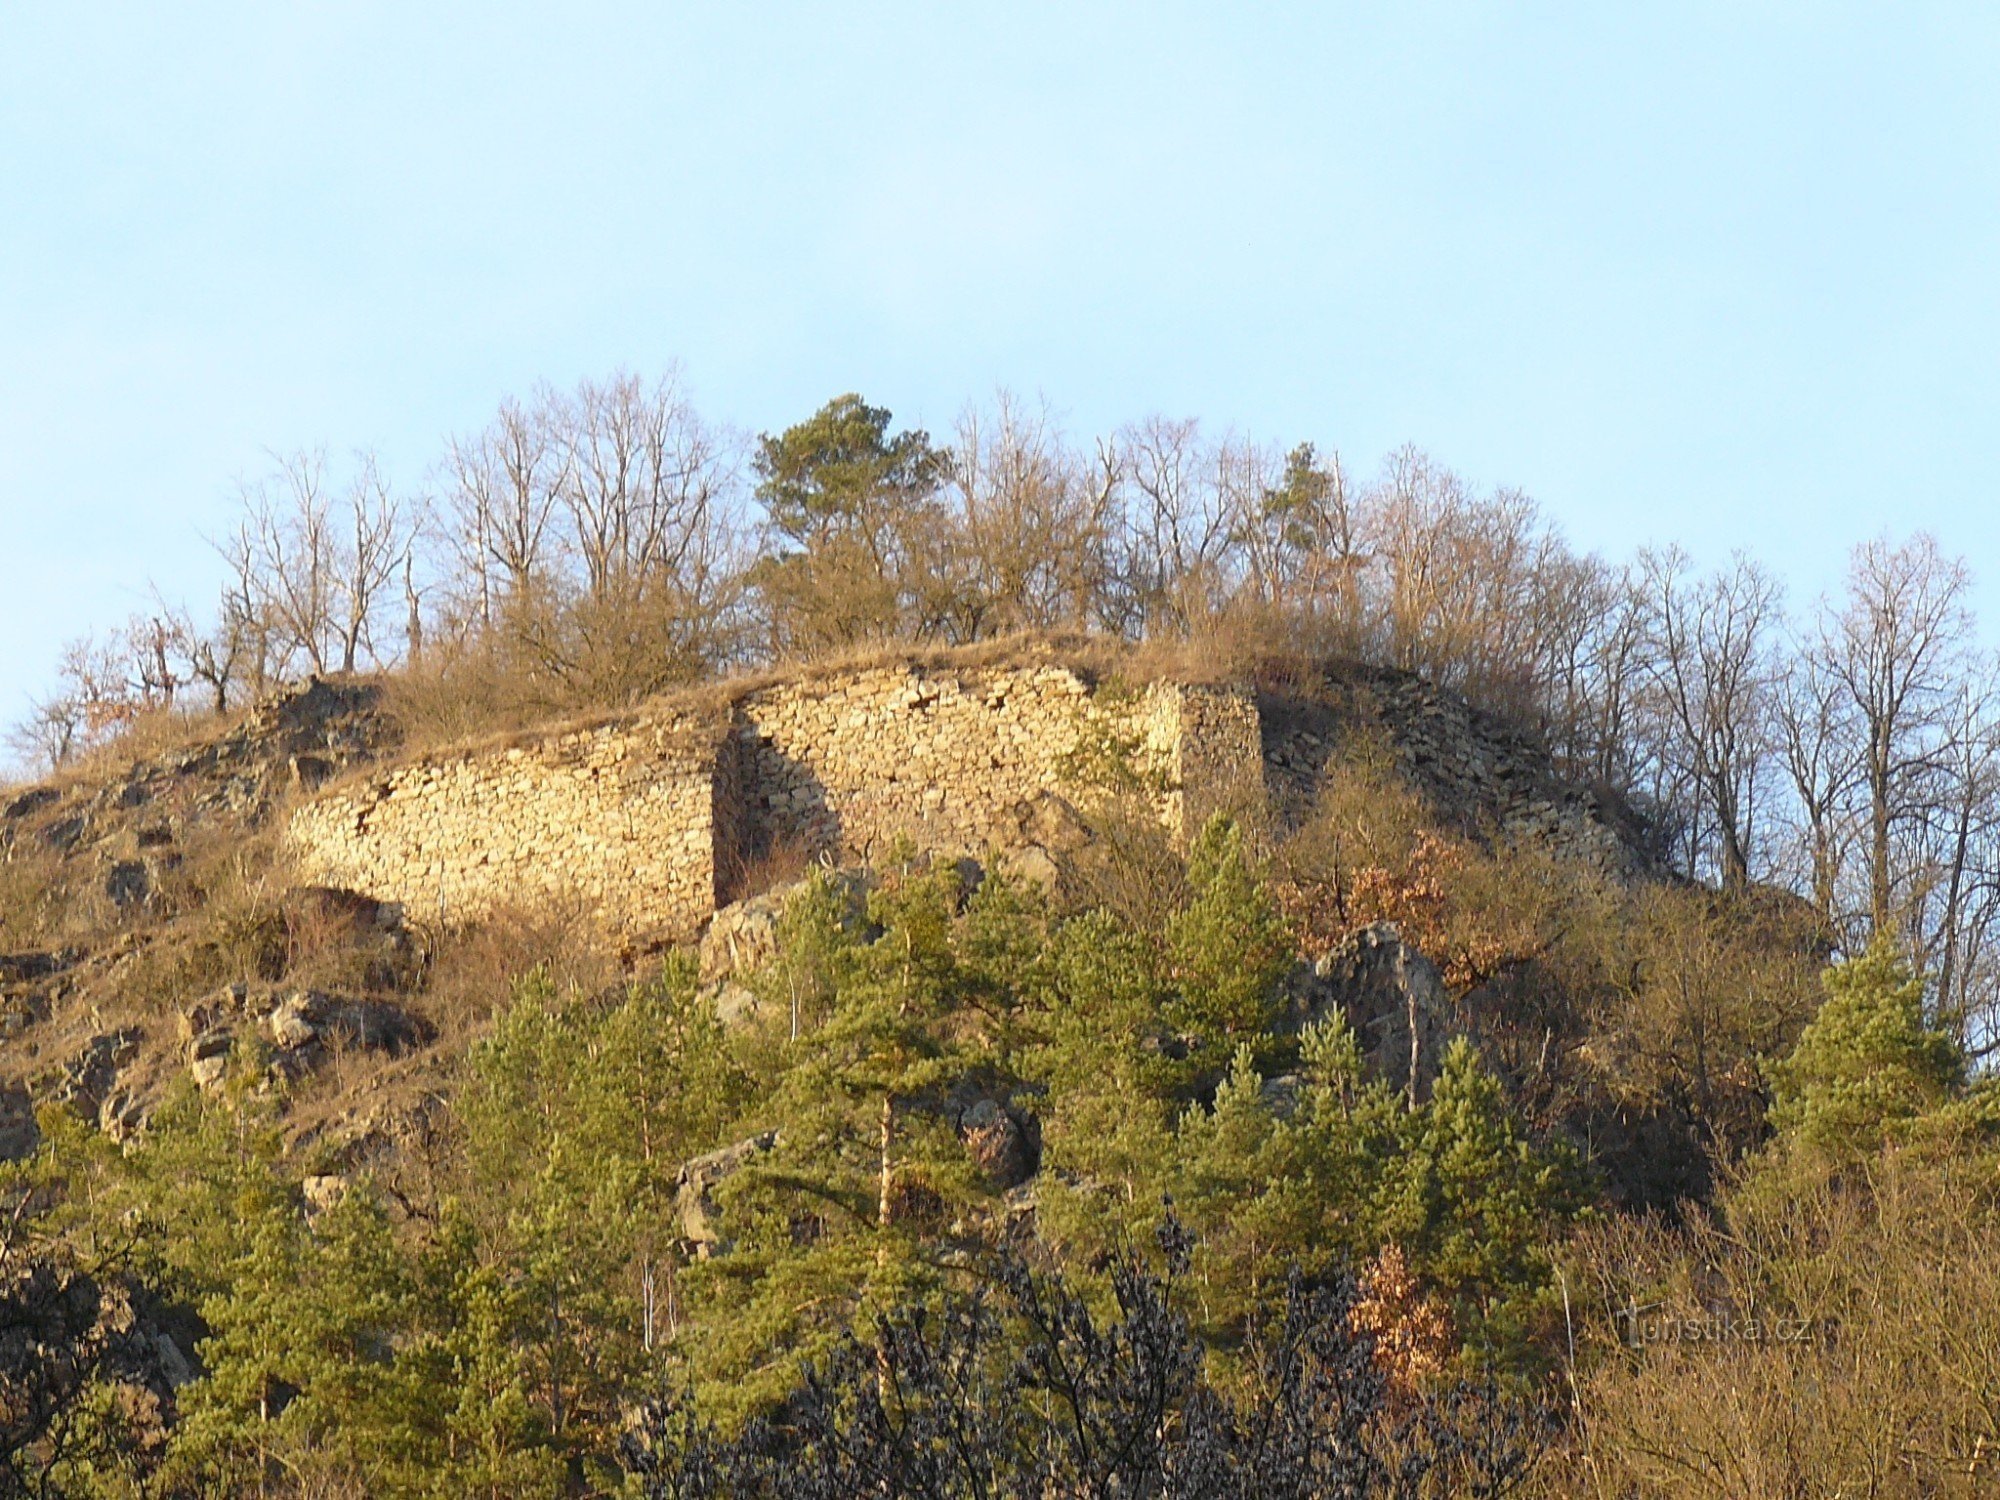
[
  {"left": 219, "top": 449, "right": 413, "bottom": 681},
  {"left": 1819, "top": 535, "right": 1975, "bottom": 935},
  {"left": 1637, "top": 550, "right": 1782, "bottom": 890},
  {"left": 559, "top": 373, "right": 744, "bottom": 692},
  {"left": 444, "top": 395, "right": 569, "bottom": 629},
  {"left": 1774, "top": 646, "right": 1859, "bottom": 925},
  {"left": 947, "top": 392, "right": 1114, "bottom": 637},
  {"left": 4, "top": 694, "right": 87, "bottom": 775},
  {"left": 1, "top": 632, "right": 148, "bottom": 773},
  {"left": 1112, "top": 416, "right": 1232, "bottom": 636},
  {"left": 227, "top": 450, "right": 337, "bottom": 676},
  {"left": 334, "top": 452, "right": 408, "bottom": 673},
  {"left": 1917, "top": 664, "right": 2000, "bottom": 1045}
]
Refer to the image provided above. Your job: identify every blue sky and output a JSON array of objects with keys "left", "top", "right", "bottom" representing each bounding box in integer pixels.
[{"left": 4, "top": 4, "right": 1998, "bottom": 745}]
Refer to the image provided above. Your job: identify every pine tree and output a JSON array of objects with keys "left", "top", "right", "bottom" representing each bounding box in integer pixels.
[
  {"left": 1165, "top": 817, "right": 1294, "bottom": 1087},
  {"left": 1769, "top": 936, "right": 1964, "bottom": 1159},
  {"left": 1378, "top": 1038, "right": 1584, "bottom": 1370},
  {"left": 680, "top": 863, "right": 993, "bottom": 1425}
]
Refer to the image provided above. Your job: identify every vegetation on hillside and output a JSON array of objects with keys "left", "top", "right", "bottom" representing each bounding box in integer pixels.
[
  {"left": 12, "top": 377, "right": 1999, "bottom": 1051},
  {"left": 4, "top": 377, "right": 2000, "bottom": 1496}
]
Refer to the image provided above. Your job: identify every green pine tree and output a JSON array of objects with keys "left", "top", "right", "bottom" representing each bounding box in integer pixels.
[
  {"left": 1769, "top": 936, "right": 1964, "bottom": 1159},
  {"left": 1165, "top": 817, "right": 1293, "bottom": 1086}
]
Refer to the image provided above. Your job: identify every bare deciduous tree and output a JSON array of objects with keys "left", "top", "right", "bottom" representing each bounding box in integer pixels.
[
  {"left": 1637, "top": 550, "right": 1782, "bottom": 890},
  {"left": 1113, "top": 416, "right": 1232, "bottom": 636},
  {"left": 1775, "top": 646, "right": 1859, "bottom": 924},
  {"left": 445, "top": 396, "right": 569, "bottom": 630},
  {"left": 218, "top": 449, "right": 413, "bottom": 682},
  {"left": 1819, "top": 535, "right": 1975, "bottom": 934},
  {"left": 947, "top": 392, "right": 1114, "bottom": 638}
]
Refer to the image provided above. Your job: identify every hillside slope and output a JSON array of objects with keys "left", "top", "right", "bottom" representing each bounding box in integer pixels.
[{"left": 1, "top": 645, "right": 1660, "bottom": 1169}]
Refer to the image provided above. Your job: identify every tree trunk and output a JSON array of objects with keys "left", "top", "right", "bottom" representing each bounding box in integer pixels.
[{"left": 878, "top": 1095, "right": 895, "bottom": 1243}]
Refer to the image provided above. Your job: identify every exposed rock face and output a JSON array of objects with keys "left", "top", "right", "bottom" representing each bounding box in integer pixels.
[
  {"left": 0, "top": 1081, "right": 38, "bottom": 1161},
  {"left": 104, "top": 860, "right": 152, "bottom": 910},
  {"left": 0, "top": 951, "right": 73, "bottom": 985},
  {"left": 698, "top": 868, "right": 874, "bottom": 984},
  {"left": 50, "top": 1030, "right": 144, "bottom": 1118},
  {"left": 0, "top": 680, "right": 389, "bottom": 874},
  {"left": 302, "top": 1174, "right": 350, "bottom": 1214},
  {"left": 181, "top": 983, "right": 426, "bottom": 1094},
  {"left": 187, "top": 1029, "right": 234, "bottom": 1092},
  {"left": 1262, "top": 664, "right": 1653, "bottom": 881},
  {"left": 957, "top": 1099, "right": 1039, "bottom": 1191},
  {"left": 2, "top": 787, "right": 59, "bottom": 822},
  {"left": 675, "top": 1131, "right": 778, "bottom": 1258},
  {"left": 265, "top": 990, "right": 418, "bottom": 1054},
  {"left": 1, "top": 950, "right": 73, "bottom": 1045},
  {"left": 0, "top": 680, "right": 408, "bottom": 1150},
  {"left": 1297, "top": 923, "right": 1457, "bottom": 1104},
  {"left": 699, "top": 891, "right": 788, "bottom": 983}
]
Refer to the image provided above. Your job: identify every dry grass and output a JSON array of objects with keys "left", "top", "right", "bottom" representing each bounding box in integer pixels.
[
  {"left": 379, "top": 628, "right": 1300, "bottom": 766},
  {"left": 16, "top": 701, "right": 247, "bottom": 801},
  {"left": 716, "top": 828, "right": 820, "bottom": 908},
  {"left": 1124, "top": 605, "right": 1356, "bottom": 697},
  {"left": 415, "top": 895, "right": 623, "bottom": 1050},
  {"left": 1548, "top": 1147, "right": 2000, "bottom": 1499},
  {"left": 0, "top": 838, "right": 68, "bottom": 952}
]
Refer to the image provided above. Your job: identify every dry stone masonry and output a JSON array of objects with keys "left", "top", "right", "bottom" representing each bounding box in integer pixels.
[
  {"left": 289, "top": 711, "right": 725, "bottom": 932},
  {"left": 289, "top": 661, "right": 1263, "bottom": 938},
  {"left": 287, "top": 652, "right": 1645, "bottom": 940},
  {"left": 1260, "top": 663, "right": 1652, "bottom": 882}
]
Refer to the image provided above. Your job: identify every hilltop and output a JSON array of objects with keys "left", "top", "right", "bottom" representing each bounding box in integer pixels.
[
  {"left": 1, "top": 640, "right": 1662, "bottom": 1177},
  {"left": 4, "top": 382, "right": 1996, "bottom": 1495}
]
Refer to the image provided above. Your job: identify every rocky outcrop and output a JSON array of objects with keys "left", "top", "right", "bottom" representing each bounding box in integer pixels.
[
  {"left": 1, "top": 950, "right": 74, "bottom": 1044},
  {"left": 1263, "top": 664, "right": 1652, "bottom": 880},
  {"left": 0, "top": 1081, "right": 38, "bottom": 1161},
  {"left": 675, "top": 1131, "right": 778, "bottom": 1258},
  {"left": 48, "top": 1029, "right": 143, "bottom": 1119},
  {"left": 1294, "top": 923, "right": 1458, "bottom": 1104},
  {"left": 956, "top": 1098, "right": 1039, "bottom": 1191},
  {"left": 0, "top": 679, "right": 389, "bottom": 876},
  {"left": 698, "top": 869, "right": 875, "bottom": 984},
  {"left": 181, "top": 982, "right": 427, "bottom": 1094}
]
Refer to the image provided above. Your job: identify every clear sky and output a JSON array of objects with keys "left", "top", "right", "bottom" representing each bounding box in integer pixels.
[{"left": 4, "top": 4, "right": 1998, "bottom": 747}]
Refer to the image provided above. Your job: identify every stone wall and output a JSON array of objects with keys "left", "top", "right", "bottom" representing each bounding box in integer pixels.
[
  {"left": 288, "top": 712, "right": 729, "bottom": 934},
  {"left": 288, "top": 660, "right": 1266, "bottom": 937},
  {"left": 724, "top": 664, "right": 1098, "bottom": 876},
  {"left": 1154, "top": 682, "right": 1267, "bottom": 836},
  {"left": 287, "top": 652, "right": 1652, "bottom": 940}
]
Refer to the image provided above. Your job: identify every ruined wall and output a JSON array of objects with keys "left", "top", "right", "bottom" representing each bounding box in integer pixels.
[
  {"left": 288, "top": 713, "right": 729, "bottom": 935},
  {"left": 289, "top": 661, "right": 1266, "bottom": 936},
  {"left": 288, "top": 651, "right": 1650, "bottom": 940},
  {"left": 1261, "top": 664, "right": 1652, "bottom": 881},
  {"left": 726, "top": 664, "right": 1093, "bottom": 872},
  {"left": 1151, "top": 682, "right": 1267, "bottom": 837},
  {"left": 722, "top": 666, "right": 1270, "bottom": 878}
]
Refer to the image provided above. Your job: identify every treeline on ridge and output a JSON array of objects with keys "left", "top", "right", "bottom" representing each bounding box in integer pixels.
[
  {"left": 14, "top": 372, "right": 2000, "bottom": 1055},
  {"left": 5, "top": 372, "right": 2000, "bottom": 1497}
]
